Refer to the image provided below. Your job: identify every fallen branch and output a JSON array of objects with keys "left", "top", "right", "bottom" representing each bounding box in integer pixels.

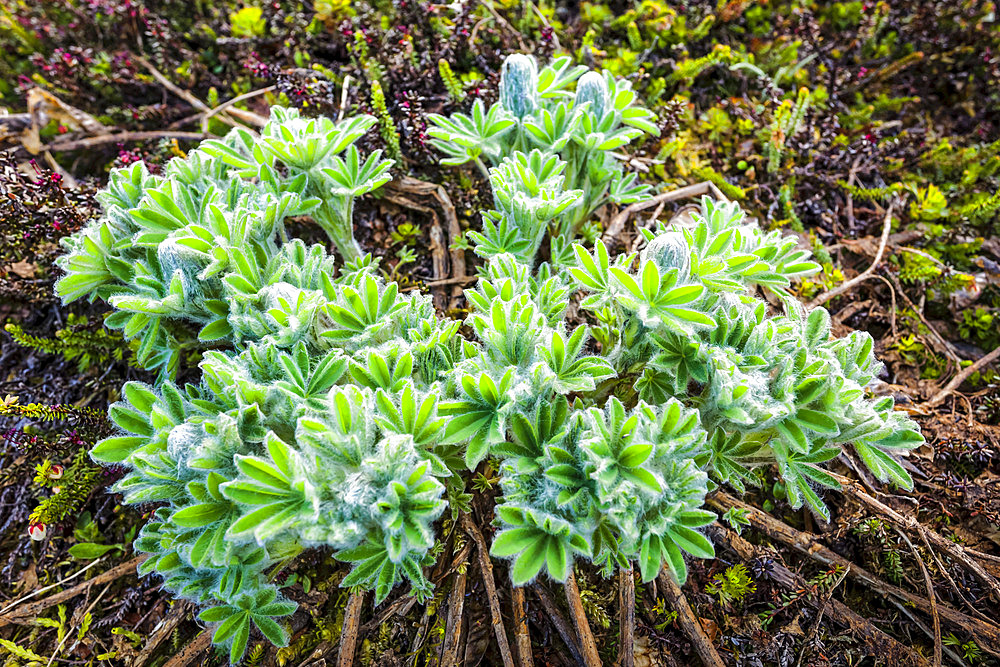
[
  {"left": 439, "top": 564, "right": 468, "bottom": 666},
  {"left": 336, "top": 591, "right": 366, "bottom": 667},
  {"left": 794, "top": 565, "right": 848, "bottom": 667},
  {"left": 714, "top": 525, "right": 932, "bottom": 666},
  {"left": 656, "top": 569, "right": 724, "bottom": 667},
  {"left": 134, "top": 55, "right": 249, "bottom": 130},
  {"left": 809, "top": 202, "right": 895, "bottom": 308},
  {"left": 708, "top": 492, "right": 1000, "bottom": 656},
  {"left": 0, "top": 556, "right": 145, "bottom": 628},
  {"left": 0, "top": 556, "right": 105, "bottom": 615},
  {"left": 922, "top": 345, "right": 1000, "bottom": 409},
  {"left": 202, "top": 86, "right": 274, "bottom": 127},
  {"left": 133, "top": 601, "right": 195, "bottom": 667},
  {"left": 45, "top": 131, "right": 210, "bottom": 152},
  {"left": 603, "top": 181, "right": 727, "bottom": 247},
  {"left": 563, "top": 570, "right": 602, "bottom": 667},
  {"left": 832, "top": 473, "right": 1000, "bottom": 602},
  {"left": 162, "top": 630, "right": 212, "bottom": 667},
  {"left": 385, "top": 176, "right": 466, "bottom": 309},
  {"left": 895, "top": 527, "right": 941, "bottom": 667}
]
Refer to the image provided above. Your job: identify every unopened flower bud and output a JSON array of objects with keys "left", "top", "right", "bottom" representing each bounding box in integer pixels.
[
  {"left": 499, "top": 54, "right": 539, "bottom": 119},
  {"left": 575, "top": 71, "right": 609, "bottom": 119},
  {"left": 28, "top": 523, "right": 47, "bottom": 541}
]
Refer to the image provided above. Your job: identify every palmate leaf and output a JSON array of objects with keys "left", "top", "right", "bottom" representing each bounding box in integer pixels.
[
  {"left": 772, "top": 439, "right": 840, "bottom": 521},
  {"left": 500, "top": 395, "right": 570, "bottom": 460},
  {"left": 337, "top": 539, "right": 433, "bottom": 604},
  {"left": 537, "top": 326, "right": 614, "bottom": 392},
  {"left": 322, "top": 146, "right": 394, "bottom": 198},
  {"left": 321, "top": 273, "right": 406, "bottom": 342},
  {"left": 198, "top": 588, "right": 294, "bottom": 663},
  {"left": 490, "top": 519, "right": 589, "bottom": 584},
  {"left": 427, "top": 99, "right": 515, "bottom": 165},
  {"left": 439, "top": 369, "right": 515, "bottom": 468},
  {"left": 638, "top": 522, "right": 715, "bottom": 584},
  {"left": 853, "top": 441, "right": 914, "bottom": 490},
  {"left": 222, "top": 434, "right": 316, "bottom": 541},
  {"left": 703, "top": 430, "right": 761, "bottom": 493},
  {"left": 610, "top": 261, "right": 714, "bottom": 332}
]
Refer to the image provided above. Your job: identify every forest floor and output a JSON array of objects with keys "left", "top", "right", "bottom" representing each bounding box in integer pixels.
[{"left": 0, "top": 1, "right": 999, "bottom": 666}]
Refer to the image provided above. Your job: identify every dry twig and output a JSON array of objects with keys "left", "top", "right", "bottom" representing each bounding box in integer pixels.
[
  {"left": 709, "top": 492, "right": 1000, "bottom": 656},
  {"left": 440, "top": 563, "right": 468, "bottom": 666},
  {"left": 133, "top": 601, "right": 195, "bottom": 667},
  {"left": 832, "top": 473, "right": 1000, "bottom": 601},
  {"left": 531, "top": 584, "right": 585, "bottom": 666},
  {"left": 45, "top": 130, "right": 209, "bottom": 152},
  {"left": 656, "top": 569, "right": 724, "bottom": 667},
  {"left": 0, "top": 556, "right": 145, "bottom": 627},
  {"left": 337, "top": 591, "right": 366, "bottom": 667},
  {"left": 162, "top": 631, "right": 212, "bottom": 667},
  {"left": 809, "top": 202, "right": 894, "bottom": 308},
  {"left": 563, "top": 570, "right": 602, "bottom": 667},
  {"left": 922, "top": 345, "right": 1000, "bottom": 409},
  {"left": 461, "top": 513, "right": 517, "bottom": 667},
  {"left": 617, "top": 568, "right": 635, "bottom": 667},
  {"left": 714, "top": 525, "right": 932, "bottom": 666},
  {"left": 511, "top": 584, "right": 534, "bottom": 667},
  {"left": 603, "top": 181, "right": 726, "bottom": 247},
  {"left": 895, "top": 527, "right": 942, "bottom": 667}
]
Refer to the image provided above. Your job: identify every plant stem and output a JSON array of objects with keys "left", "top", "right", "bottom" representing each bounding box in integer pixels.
[
  {"left": 474, "top": 156, "right": 492, "bottom": 181},
  {"left": 313, "top": 198, "right": 362, "bottom": 262}
]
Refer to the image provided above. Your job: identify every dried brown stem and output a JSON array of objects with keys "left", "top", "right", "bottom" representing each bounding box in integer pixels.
[
  {"left": 133, "top": 601, "right": 194, "bottom": 667},
  {"left": 657, "top": 569, "right": 724, "bottom": 667},
  {"left": 831, "top": 473, "right": 1000, "bottom": 601},
  {"left": 603, "top": 181, "right": 726, "bottom": 247},
  {"left": 162, "top": 631, "right": 212, "bottom": 667},
  {"left": 439, "top": 566, "right": 468, "bottom": 666},
  {"left": 384, "top": 177, "right": 466, "bottom": 308},
  {"left": 922, "top": 344, "right": 1000, "bottom": 408},
  {"left": 617, "top": 568, "right": 635, "bottom": 667},
  {"left": 895, "top": 527, "right": 941, "bottom": 667},
  {"left": 708, "top": 492, "right": 1000, "bottom": 656},
  {"left": 0, "top": 556, "right": 145, "bottom": 627},
  {"left": 43, "top": 131, "right": 210, "bottom": 152},
  {"left": 532, "top": 584, "right": 585, "bottom": 666},
  {"left": 809, "top": 202, "right": 894, "bottom": 308},
  {"left": 563, "top": 570, "right": 602, "bottom": 667},
  {"left": 511, "top": 585, "right": 534, "bottom": 667},
  {"left": 715, "top": 525, "right": 932, "bottom": 666},
  {"left": 461, "top": 513, "right": 516, "bottom": 667},
  {"left": 794, "top": 566, "right": 848, "bottom": 667},
  {"left": 337, "top": 591, "right": 366, "bottom": 667}
]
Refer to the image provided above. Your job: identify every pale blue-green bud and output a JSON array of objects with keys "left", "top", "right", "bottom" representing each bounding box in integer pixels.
[
  {"left": 574, "top": 71, "right": 609, "bottom": 119},
  {"left": 499, "top": 54, "right": 539, "bottom": 119},
  {"left": 642, "top": 230, "right": 691, "bottom": 279}
]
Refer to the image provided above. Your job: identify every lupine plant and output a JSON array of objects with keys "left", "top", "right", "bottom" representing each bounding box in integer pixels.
[
  {"left": 55, "top": 107, "right": 391, "bottom": 378},
  {"left": 55, "top": 55, "right": 922, "bottom": 662},
  {"left": 428, "top": 54, "right": 657, "bottom": 238}
]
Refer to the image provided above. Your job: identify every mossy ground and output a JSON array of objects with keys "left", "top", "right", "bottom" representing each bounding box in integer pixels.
[{"left": 1, "top": 1, "right": 998, "bottom": 665}]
